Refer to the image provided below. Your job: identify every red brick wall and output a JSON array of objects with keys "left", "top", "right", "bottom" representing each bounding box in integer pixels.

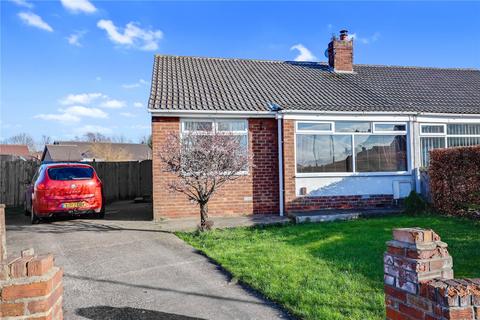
[
  {"left": 328, "top": 38, "right": 354, "bottom": 72},
  {"left": 282, "top": 119, "right": 297, "bottom": 213},
  {"left": 384, "top": 228, "right": 480, "bottom": 320},
  {"left": 287, "top": 195, "right": 395, "bottom": 212},
  {"left": 151, "top": 117, "right": 279, "bottom": 220}
]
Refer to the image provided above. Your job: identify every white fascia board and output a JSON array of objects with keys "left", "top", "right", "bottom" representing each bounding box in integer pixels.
[
  {"left": 149, "top": 107, "right": 480, "bottom": 121},
  {"left": 280, "top": 110, "right": 480, "bottom": 122},
  {"left": 149, "top": 109, "right": 276, "bottom": 118},
  {"left": 415, "top": 115, "right": 480, "bottom": 123},
  {"left": 282, "top": 113, "right": 413, "bottom": 122}
]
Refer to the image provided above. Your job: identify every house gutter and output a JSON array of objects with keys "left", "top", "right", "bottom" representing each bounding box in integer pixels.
[
  {"left": 277, "top": 109, "right": 480, "bottom": 118},
  {"left": 148, "top": 109, "right": 277, "bottom": 118},
  {"left": 149, "top": 108, "right": 480, "bottom": 119}
]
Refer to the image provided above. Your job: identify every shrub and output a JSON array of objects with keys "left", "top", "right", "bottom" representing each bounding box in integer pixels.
[
  {"left": 429, "top": 146, "right": 480, "bottom": 217},
  {"left": 404, "top": 191, "right": 427, "bottom": 215}
]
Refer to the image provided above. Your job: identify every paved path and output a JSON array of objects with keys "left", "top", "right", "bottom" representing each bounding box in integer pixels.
[
  {"left": 158, "top": 214, "right": 291, "bottom": 232},
  {"left": 5, "top": 202, "right": 291, "bottom": 320}
]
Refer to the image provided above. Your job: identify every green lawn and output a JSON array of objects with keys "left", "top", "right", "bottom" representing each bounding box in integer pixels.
[{"left": 177, "top": 215, "right": 480, "bottom": 320}]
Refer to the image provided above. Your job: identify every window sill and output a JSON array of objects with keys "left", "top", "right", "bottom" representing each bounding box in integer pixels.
[{"left": 295, "top": 171, "right": 412, "bottom": 178}]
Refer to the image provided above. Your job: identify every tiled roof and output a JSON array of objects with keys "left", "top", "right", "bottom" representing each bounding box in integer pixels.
[
  {"left": 148, "top": 55, "right": 480, "bottom": 114},
  {"left": 44, "top": 145, "right": 83, "bottom": 162},
  {"left": 0, "top": 144, "right": 31, "bottom": 157}
]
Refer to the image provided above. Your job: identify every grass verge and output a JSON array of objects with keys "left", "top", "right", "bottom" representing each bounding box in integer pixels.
[{"left": 177, "top": 214, "right": 480, "bottom": 320}]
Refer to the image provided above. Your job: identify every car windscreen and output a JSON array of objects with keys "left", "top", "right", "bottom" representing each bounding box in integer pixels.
[{"left": 47, "top": 167, "right": 94, "bottom": 180}]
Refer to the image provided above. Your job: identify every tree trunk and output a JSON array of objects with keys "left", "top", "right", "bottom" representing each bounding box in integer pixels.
[{"left": 199, "top": 202, "right": 209, "bottom": 231}]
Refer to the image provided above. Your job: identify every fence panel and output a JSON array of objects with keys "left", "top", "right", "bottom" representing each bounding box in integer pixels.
[{"left": 0, "top": 160, "right": 152, "bottom": 207}]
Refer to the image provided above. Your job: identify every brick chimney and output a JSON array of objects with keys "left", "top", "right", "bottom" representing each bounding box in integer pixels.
[{"left": 328, "top": 29, "right": 354, "bottom": 73}]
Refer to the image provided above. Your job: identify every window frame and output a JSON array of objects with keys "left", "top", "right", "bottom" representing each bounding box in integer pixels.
[
  {"left": 373, "top": 122, "right": 407, "bottom": 134},
  {"left": 419, "top": 123, "right": 480, "bottom": 167},
  {"left": 294, "top": 120, "right": 410, "bottom": 177},
  {"left": 419, "top": 123, "right": 446, "bottom": 136},
  {"left": 296, "top": 121, "right": 334, "bottom": 134},
  {"left": 180, "top": 118, "right": 249, "bottom": 175}
]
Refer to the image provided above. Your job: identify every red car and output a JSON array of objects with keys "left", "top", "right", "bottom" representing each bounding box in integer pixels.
[{"left": 25, "top": 163, "right": 105, "bottom": 224}]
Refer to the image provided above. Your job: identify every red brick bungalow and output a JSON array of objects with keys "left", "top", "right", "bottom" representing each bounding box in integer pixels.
[{"left": 148, "top": 30, "right": 480, "bottom": 221}]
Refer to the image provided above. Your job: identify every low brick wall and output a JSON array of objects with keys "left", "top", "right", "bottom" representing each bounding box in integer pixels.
[
  {"left": 287, "top": 194, "right": 396, "bottom": 212},
  {"left": 384, "top": 227, "right": 480, "bottom": 320},
  {"left": 0, "top": 204, "right": 64, "bottom": 319}
]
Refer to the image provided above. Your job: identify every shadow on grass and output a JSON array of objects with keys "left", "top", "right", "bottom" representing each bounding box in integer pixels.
[{"left": 76, "top": 306, "right": 205, "bottom": 320}]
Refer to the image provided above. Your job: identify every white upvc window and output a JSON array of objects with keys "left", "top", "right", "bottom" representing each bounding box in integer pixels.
[
  {"left": 420, "top": 123, "right": 446, "bottom": 135},
  {"left": 295, "top": 121, "right": 409, "bottom": 176},
  {"left": 373, "top": 122, "right": 407, "bottom": 134},
  {"left": 182, "top": 119, "right": 248, "bottom": 135},
  {"left": 181, "top": 119, "right": 249, "bottom": 173},
  {"left": 419, "top": 123, "right": 480, "bottom": 167}
]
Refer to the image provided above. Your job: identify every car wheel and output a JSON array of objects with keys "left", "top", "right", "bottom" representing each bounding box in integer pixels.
[
  {"left": 31, "top": 205, "right": 40, "bottom": 224},
  {"left": 96, "top": 194, "right": 106, "bottom": 219}
]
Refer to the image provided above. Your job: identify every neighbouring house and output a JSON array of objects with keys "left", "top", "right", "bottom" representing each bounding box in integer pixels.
[
  {"left": 0, "top": 144, "right": 38, "bottom": 161},
  {"left": 148, "top": 29, "right": 480, "bottom": 220},
  {"left": 41, "top": 141, "right": 152, "bottom": 162}
]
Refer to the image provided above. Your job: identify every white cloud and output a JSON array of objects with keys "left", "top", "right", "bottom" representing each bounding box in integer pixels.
[
  {"left": 60, "top": 93, "right": 105, "bottom": 105},
  {"left": 35, "top": 113, "right": 80, "bottom": 123},
  {"left": 9, "top": 0, "right": 33, "bottom": 9},
  {"left": 120, "top": 112, "right": 136, "bottom": 118},
  {"left": 75, "top": 125, "right": 113, "bottom": 135},
  {"left": 34, "top": 106, "right": 108, "bottom": 123},
  {"left": 60, "top": 0, "right": 96, "bottom": 14},
  {"left": 100, "top": 99, "right": 126, "bottom": 109},
  {"left": 59, "top": 92, "right": 125, "bottom": 109},
  {"left": 97, "top": 19, "right": 163, "bottom": 51},
  {"left": 122, "top": 79, "right": 148, "bottom": 89},
  {"left": 95, "top": 76, "right": 102, "bottom": 81},
  {"left": 290, "top": 44, "right": 317, "bottom": 62},
  {"left": 67, "top": 31, "right": 86, "bottom": 47},
  {"left": 60, "top": 106, "right": 108, "bottom": 119},
  {"left": 18, "top": 12, "right": 53, "bottom": 32},
  {"left": 348, "top": 32, "right": 380, "bottom": 44},
  {"left": 133, "top": 102, "right": 144, "bottom": 108}
]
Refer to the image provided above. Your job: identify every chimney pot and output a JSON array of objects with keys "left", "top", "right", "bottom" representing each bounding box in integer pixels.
[{"left": 339, "top": 29, "right": 349, "bottom": 40}]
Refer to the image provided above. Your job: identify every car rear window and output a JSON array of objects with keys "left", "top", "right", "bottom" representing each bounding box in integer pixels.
[{"left": 48, "top": 167, "right": 94, "bottom": 180}]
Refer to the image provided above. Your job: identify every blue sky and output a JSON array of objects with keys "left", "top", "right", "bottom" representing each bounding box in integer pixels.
[{"left": 1, "top": 1, "right": 479, "bottom": 145}]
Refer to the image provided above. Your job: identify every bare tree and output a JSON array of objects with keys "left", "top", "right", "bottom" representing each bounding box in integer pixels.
[
  {"left": 139, "top": 135, "right": 152, "bottom": 149},
  {"left": 110, "top": 135, "right": 130, "bottom": 143},
  {"left": 3, "top": 133, "right": 35, "bottom": 150},
  {"left": 159, "top": 131, "right": 250, "bottom": 230},
  {"left": 80, "top": 132, "right": 111, "bottom": 143}
]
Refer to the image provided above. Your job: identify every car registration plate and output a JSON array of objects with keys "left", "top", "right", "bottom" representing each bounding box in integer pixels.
[{"left": 62, "top": 202, "right": 85, "bottom": 209}]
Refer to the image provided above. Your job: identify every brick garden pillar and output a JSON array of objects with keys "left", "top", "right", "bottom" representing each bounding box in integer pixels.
[
  {"left": 384, "top": 227, "right": 480, "bottom": 320},
  {"left": 0, "top": 204, "right": 64, "bottom": 319}
]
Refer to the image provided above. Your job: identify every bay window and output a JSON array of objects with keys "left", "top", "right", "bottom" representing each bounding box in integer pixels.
[
  {"left": 296, "top": 121, "right": 408, "bottom": 174},
  {"left": 420, "top": 123, "right": 480, "bottom": 167}
]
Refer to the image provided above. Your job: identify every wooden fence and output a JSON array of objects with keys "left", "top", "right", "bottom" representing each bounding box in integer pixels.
[{"left": 0, "top": 160, "right": 152, "bottom": 208}]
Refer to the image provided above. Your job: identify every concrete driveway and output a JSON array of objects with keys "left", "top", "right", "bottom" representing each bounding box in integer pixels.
[{"left": 5, "top": 201, "right": 291, "bottom": 320}]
